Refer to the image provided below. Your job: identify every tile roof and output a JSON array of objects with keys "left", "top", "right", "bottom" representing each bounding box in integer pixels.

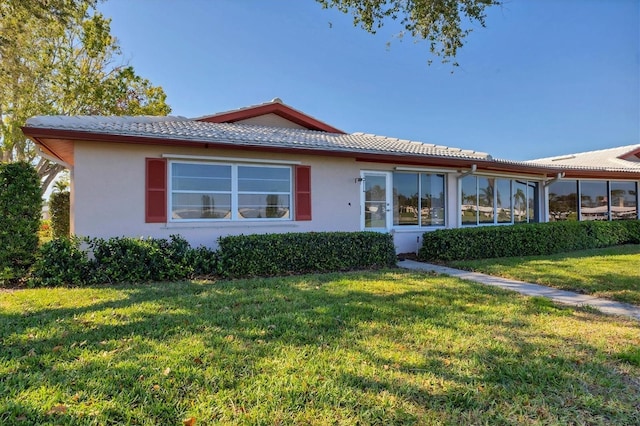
[
  {"left": 526, "top": 144, "right": 640, "bottom": 172},
  {"left": 25, "top": 115, "right": 492, "bottom": 161}
]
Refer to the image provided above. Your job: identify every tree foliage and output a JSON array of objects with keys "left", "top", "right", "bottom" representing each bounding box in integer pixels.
[
  {"left": 50, "top": 190, "right": 70, "bottom": 239},
  {"left": 0, "top": 0, "right": 170, "bottom": 193},
  {"left": 316, "top": 0, "right": 501, "bottom": 65},
  {"left": 0, "top": 162, "right": 41, "bottom": 283}
]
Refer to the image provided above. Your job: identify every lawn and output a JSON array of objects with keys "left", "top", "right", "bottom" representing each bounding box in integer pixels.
[
  {"left": 1, "top": 271, "right": 639, "bottom": 425},
  {"left": 449, "top": 245, "right": 640, "bottom": 306}
]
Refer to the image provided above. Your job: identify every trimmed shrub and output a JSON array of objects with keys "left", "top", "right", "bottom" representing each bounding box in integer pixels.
[
  {"left": 218, "top": 231, "right": 397, "bottom": 278},
  {"left": 418, "top": 220, "right": 640, "bottom": 262},
  {"left": 29, "top": 237, "right": 92, "bottom": 287},
  {"left": 50, "top": 190, "right": 70, "bottom": 238},
  {"left": 89, "top": 235, "right": 199, "bottom": 284},
  {"left": 0, "top": 162, "right": 42, "bottom": 283},
  {"left": 28, "top": 235, "right": 219, "bottom": 286},
  {"left": 28, "top": 232, "right": 394, "bottom": 286}
]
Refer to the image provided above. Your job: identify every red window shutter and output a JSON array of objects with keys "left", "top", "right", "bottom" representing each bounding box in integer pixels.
[
  {"left": 295, "top": 165, "right": 312, "bottom": 221},
  {"left": 145, "top": 158, "right": 167, "bottom": 223}
]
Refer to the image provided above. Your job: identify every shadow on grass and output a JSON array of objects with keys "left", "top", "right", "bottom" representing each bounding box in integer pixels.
[{"left": 1, "top": 270, "right": 639, "bottom": 424}]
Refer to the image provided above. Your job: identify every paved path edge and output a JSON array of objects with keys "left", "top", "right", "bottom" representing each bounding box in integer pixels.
[{"left": 398, "top": 260, "right": 640, "bottom": 321}]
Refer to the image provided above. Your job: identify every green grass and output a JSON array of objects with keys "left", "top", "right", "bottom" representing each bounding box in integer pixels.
[
  {"left": 449, "top": 245, "right": 640, "bottom": 306},
  {"left": 1, "top": 271, "right": 639, "bottom": 425}
]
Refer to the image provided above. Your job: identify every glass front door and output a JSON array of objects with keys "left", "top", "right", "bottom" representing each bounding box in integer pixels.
[{"left": 361, "top": 171, "right": 391, "bottom": 231}]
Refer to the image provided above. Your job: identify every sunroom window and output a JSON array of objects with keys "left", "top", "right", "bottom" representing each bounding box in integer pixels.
[
  {"left": 461, "top": 175, "right": 539, "bottom": 225},
  {"left": 393, "top": 172, "right": 445, "bottom": 227},
  {"left": 170, "top": 162, "right": 291, "bottom": 221},
  {"left": 548, "top": 180, "right": 638, "bottom": 221}
]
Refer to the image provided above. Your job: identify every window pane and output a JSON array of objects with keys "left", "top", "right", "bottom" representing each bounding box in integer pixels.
[
  {"left": 171, "top": 193, "right": 231, "bottom": 219},
  {"left": 172, "top": 163, "right": 231, "bottom": 191},
  {"left": 580, "top": 181, "right": 608, "bottom": 221},
  {"left": 610, "top": 181, "right": 638, "bottom": 220},
  {"left": 238, "top": 166, "right": 290, "bottom": 192},
  {"left": 548, "top": 180, "right": 578, "bottom": 221},
  {"left": 421, "top": 174, "right": 445, "bottom": 226},
  {"left": 364, "top": 174, "right": 387, "bottom": 228},
  {"left": 496, "top": 179, "right": 511, "bottom": 223},
  {"left": 513, "top": 181, "right": 528, "bottom": 223},
  {"left": 238, "top": 194, "right": 290, "bottom": 219},
  {"left": 478, "top": 177, "right": 494, "bottom": 224},
  {"left": 393, "top": 173, "right": 418, "bottom": 226},
  {"left": 461, "top": 175, "right": 477, "bottom": 225}
]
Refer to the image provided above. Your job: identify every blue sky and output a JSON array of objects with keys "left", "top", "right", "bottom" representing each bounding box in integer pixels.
[{"left": 98, "top": 0, "right": 639, "bottom": 161}]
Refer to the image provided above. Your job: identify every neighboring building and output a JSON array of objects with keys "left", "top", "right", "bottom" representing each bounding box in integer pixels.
[
  {"left": 22, "top": 99, "right": 640, "bottom": 253},
  {"left": 527, "top": 145, "right": 640, "bottom": 222}
]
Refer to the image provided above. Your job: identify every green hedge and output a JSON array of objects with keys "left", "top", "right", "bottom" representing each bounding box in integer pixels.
[
  {"left": 218, "top": 231, "right": 397, "bottom": 278},
  {"left": 49, "top": 190, "right": 70, "bottom": 238},
  {"left": 26, "top": 231, "right": 396, "bottom": 286},
  {"left": 29, "top": 235, "right": 218, "bottom": 287},
  {"left": 418, "top": 220, "right": 640, "bottom": 262},
  {"left": 0, "top": 162, "right": 42, "bottom": 283}
]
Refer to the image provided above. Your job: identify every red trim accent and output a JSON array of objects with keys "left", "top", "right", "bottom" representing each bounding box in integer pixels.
[
  {"left": 295, "top": 165, "right": 312, "bottom": 221},
  {"left": 618, "top": 146, "right": 640, "bottom": 160},
  {"left": 145, "top": 158, "right": 167, "bottom": 223},
  {"left": 196, "top": 102, "right": 346, "bottom": 134}
]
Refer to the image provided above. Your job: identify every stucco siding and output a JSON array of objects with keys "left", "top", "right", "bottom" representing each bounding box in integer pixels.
[{"left": 72, "top": 142, "right": 367, "bottom": 249}]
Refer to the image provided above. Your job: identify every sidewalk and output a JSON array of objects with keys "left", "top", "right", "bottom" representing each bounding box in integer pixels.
[{"left": 398, "top": 259, "right": 640, "bottom": 322}]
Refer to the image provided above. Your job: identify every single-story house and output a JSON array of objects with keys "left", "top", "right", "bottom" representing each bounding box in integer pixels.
[{"left": 22, "top": 99, "right": 640, "bottom": 253}]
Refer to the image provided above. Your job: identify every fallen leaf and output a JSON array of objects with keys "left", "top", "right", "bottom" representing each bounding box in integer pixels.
[
  {"left": 47, "top": 404, "right": 67, "bottom": 415},
  {"left": 183, "top": 417, "right": 197, "bottom": 426},
  {"left": 71, "top": 393, "right": 81, "bottom": 402},
  {"left": 163, "top": 367, "right": 171, "bottom": 376},
  {"left": 193, "top": 357, "right": 203, "bottom": 365},
  {"left": 52, "top": 345, "right": 63, "bottom": 352},
  {"left": 152, "top": 384, "right": 160, "bottom": 390}
]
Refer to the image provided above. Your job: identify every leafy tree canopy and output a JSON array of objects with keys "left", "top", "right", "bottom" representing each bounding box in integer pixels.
[
  {"left": 1, "top": 0, "right": 170, "bottom": 193},
  {"left": 316, "top": 0, "right": 501, "bottom": 65}
]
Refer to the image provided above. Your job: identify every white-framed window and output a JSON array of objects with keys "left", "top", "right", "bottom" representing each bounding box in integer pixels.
[
  {"left": 461, "top": 175, "right": 539, "bottom": 226},
  {"left": 548, "top": 179, "right": 638, "bottom": 221},
  {"left": 169, "top": 161, "right": 291, "bottom": 221},
  {"left": 392, "top": 172, "right": 446, "bottom": 227}
]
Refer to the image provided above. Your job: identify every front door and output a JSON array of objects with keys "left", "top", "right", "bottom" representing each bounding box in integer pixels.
[{"left": 361, "top": 171, "right": 392, "bottom": 231}]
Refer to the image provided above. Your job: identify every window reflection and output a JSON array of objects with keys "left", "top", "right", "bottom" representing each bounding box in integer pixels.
[
  {"left": 462, "top": 176, "right": 538, "bottom": 225},
  {"left": 548, "top": 181, "right": 578, "bottom": 221},
  {"left": 393, "top": 172, "right": 446, "bottom": 227},
  {"left": 580, "top": 181, "right": 608, "bottom": 221},
  {"left": 548, "top": 180, "right": 638, "bottom": 222},
  {"left": 478, "top": 177, "right": 494, "bottom": 224},
  {"left": 461, "top": 175, "right": 477, "bottom": 225},
  {"left": 610, "top": 181, "right": 638, "bottom": 220}
]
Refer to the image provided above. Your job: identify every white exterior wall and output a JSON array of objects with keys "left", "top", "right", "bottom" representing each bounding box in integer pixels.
[
  {"left": 73, "top": 142, "right": 368, "bottom": 249},
  {"left": 72, "top": 141, "right": 551, "bottom": 254}
]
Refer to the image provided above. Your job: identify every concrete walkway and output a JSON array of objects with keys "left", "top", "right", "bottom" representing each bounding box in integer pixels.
[{"left": 398, "top": 260, "right": 640, "bottom": 322}]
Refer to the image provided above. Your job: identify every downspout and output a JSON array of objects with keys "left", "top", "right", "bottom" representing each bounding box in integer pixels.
[
  {"left": 542, "top": 172, "right": 566, "bottom": 223},
  {"left": 456, "top": 164, "right": 477, "bottom": 180},
  {"left": 543, "top": 172, "right": 566, "bottom": 187}
]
